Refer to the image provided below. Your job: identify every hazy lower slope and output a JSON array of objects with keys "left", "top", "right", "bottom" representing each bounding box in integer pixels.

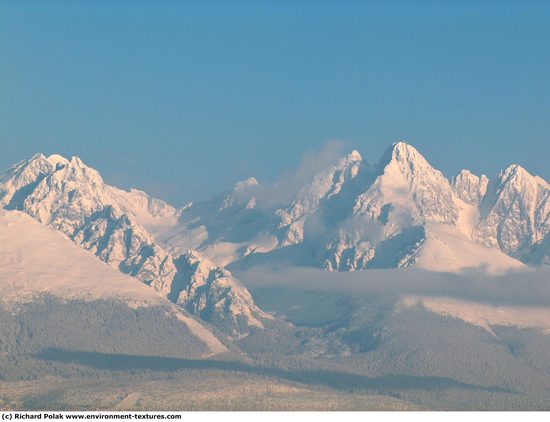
[
  {"left": 1, "top": 209, "right": 550, "bottom": 409},
  {"left": 0, "top": 209, "right": 227, "bottom": 357},
  {"left": 246, "top": 274, "right": 550, "bottom": 409},
  {"left": 0, "top": 210, "right": 164, "bottom": 306}
]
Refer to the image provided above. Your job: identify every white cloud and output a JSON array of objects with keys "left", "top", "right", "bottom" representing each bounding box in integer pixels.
[{"left": 237, "top": 265, "right": 550, "bottom": 307}]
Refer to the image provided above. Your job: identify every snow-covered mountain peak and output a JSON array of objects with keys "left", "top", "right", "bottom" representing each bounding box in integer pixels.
[
  {"left": 18, "top": 152, "right": 51, "bottom": 170},
  {"left": 1, "top": 152, "right": 50, "bottom": 181},
  {"left": 46, "top": 153, "right": 69, "bottom": 168},
  {"left": 53, "top": 155, "right": 103, "bottom": 182},
  {"left": 30, "top": 152, "right": 47, "bottom": 161},
  {"left": 293, "top": 149, "right": 362, "bottom": 199},
  {"left": 275, "top": 149, "right": 363, "bottom": 246},
  {"left": 381, "top": 141, "right": 429, "bottom": 168},
  {"left": 353, "top": 141, "right": 458, "bottom": 225},
  {"left": 234, "top": 177, "right": 259, "bottom": 191},
  {"left": 218, "top": 177, "right": 261, "bottom": 211},
  {"left": 0, "top": 152, "right": 178, "bottom": 229},
  {"left": 471, "top": 163, "right": 550, "bottom": 263},
  {"left": 496, "top": 164, "right": 549, "bottom": 191},
  {"left": 389, "top": 140, "right": 419, "bottom": 156},
  {"left": 376, "top": 141, "right": 455, "bottom": 200},
  {"left": 0, "top": 153, "right": 54, "bottom": 207},
  {"left": 500, "top": 164, "right": 532, "bottom": 184},
  {"left": 347, "top": 149, "right": 363, "bottom": 162},
  {"left": 486, "top": 164, "right": 549, "bottom": 210},
  {"left": 454, "top": 168, "right": 487, "bottom": 181},
  {"left": 16, "top": 152, "right": 50, "bottom": 168},
  {"left": 452, "top": 169, "right": 489, "bottom": 206},
  {"left": 503, "top": 163, "right": 528, "bottom": 175}
]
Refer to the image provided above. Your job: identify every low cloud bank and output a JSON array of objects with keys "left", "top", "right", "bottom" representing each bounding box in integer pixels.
[{"left": 237, "top": 266, "right": 550, "bottom": 307}]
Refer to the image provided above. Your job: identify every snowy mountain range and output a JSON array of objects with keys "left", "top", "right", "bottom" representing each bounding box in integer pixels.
[
  {"left": 1, "top": 141, "right": 548, "bottom": 340},
  {"left": 158, "top": 141, "right": 548, "bottom": 272}
]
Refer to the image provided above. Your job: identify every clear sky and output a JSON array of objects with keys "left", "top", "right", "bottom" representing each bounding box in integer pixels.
[{"left": 1, "top": 0, "right": 549, "bottom": 205}]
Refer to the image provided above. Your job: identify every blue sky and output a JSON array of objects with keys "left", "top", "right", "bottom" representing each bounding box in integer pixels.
[{"left": 1, "top": 0, "right": 549, "bottom": 205}]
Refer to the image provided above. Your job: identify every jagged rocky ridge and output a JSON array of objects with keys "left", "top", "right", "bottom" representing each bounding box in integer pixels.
[
  {"left": 164, "top": 142, "right": 549, "bottom": 270},
  {"left": 1, "top": 142, "right": 548, "bottom": 291},
  {"left": 471, "top": 165, "right": 550, "bottom": 265},
  {"left": 0, "top": 153, "right": 271, "bottom": 337}
]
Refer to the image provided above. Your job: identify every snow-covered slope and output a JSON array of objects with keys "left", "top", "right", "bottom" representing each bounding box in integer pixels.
[
  {"left": 398, "top": 295, "right": 550, "bottom": 335},
  {"left": 0, "top": 154, "right": 271, "bottom": 337},
  {"left": 412, "top": 223, "right": 524, "bottom": 274},
  {"left": 0, "top": 209, "right": 163, "bottom": 306},
  {"left": 0, "top": 209, "right": 227, "bottom": 355}
]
